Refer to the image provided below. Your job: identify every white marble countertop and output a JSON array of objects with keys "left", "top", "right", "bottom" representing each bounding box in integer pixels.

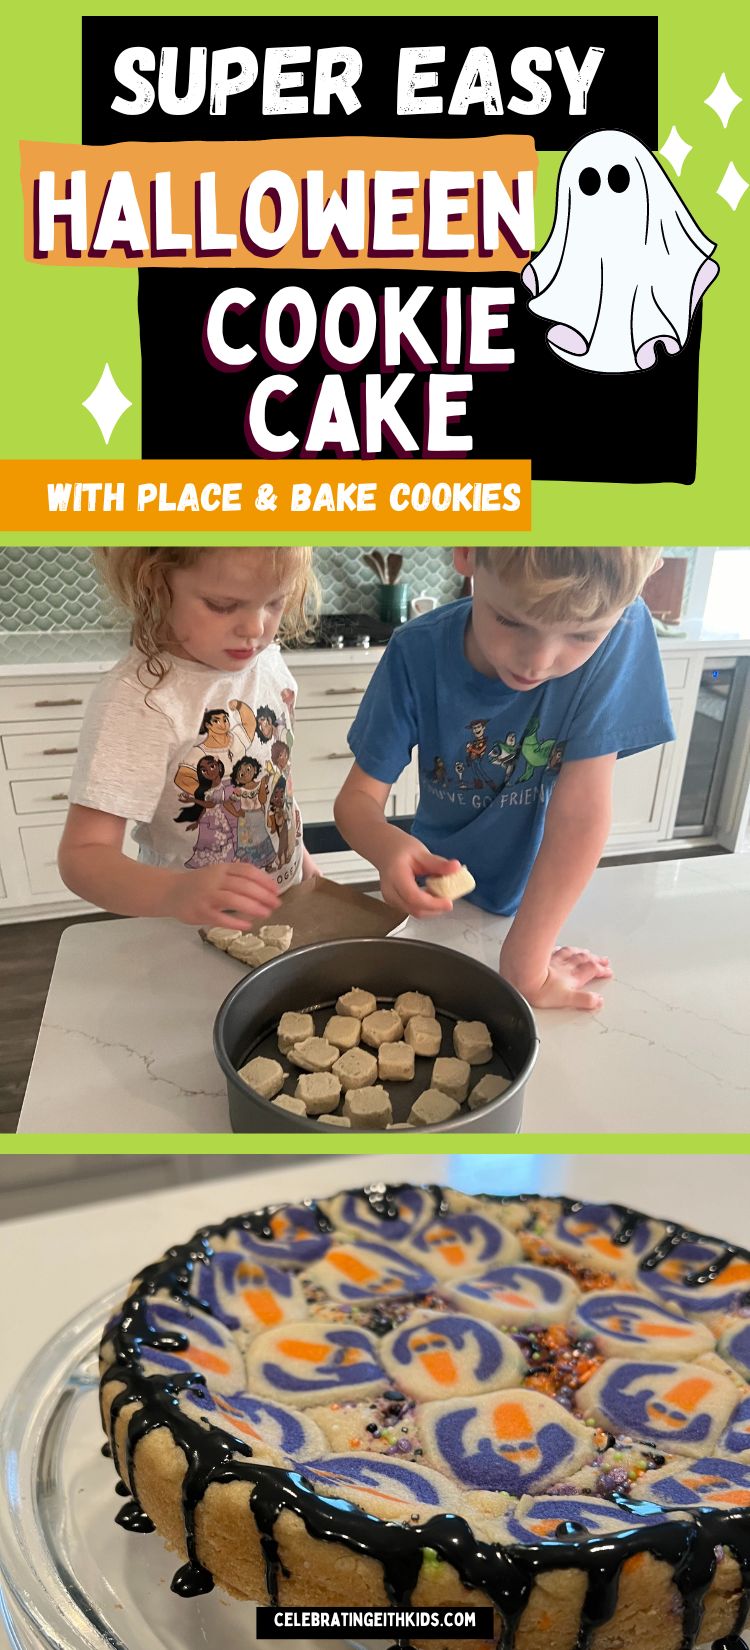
[
  {"left": 1, "top": 618, "right": 749, "bottom": 677},
  {"left": 0, "top": 630, "right": 386, "bottom": 677},
  {"left": 3, "top": 1152, "right": 750, "bottom": 1410},
  {"left": 18, "top": 855, "right": 749, "bottom": 1136}
]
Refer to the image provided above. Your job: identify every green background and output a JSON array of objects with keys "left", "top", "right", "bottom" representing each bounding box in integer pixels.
[{"left": 2, "top": 0, "right": 749, "bottom": 544}]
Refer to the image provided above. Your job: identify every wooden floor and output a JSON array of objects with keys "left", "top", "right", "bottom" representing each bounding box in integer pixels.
[{"left": 0, "top": 913, "right": 118, "bottom": 1134}]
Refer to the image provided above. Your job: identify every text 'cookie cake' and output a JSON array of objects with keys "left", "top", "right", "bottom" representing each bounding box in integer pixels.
[{"left": 99, "top": 1185, "right": 750, "bottom": 1650}]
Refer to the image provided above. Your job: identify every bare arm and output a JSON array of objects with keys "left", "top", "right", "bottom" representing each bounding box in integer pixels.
[
  {"left": 334, "top": 763, "right": 459, "bottom": 915},
  {"left": 228, "top": 699, "right": 257, "bottom": 741},
  {"left": 499, "top": 754, "right": 617, "bottom": 1010},
  {"left": 58, "top": 803, "right": 280, "bottom": 926}
]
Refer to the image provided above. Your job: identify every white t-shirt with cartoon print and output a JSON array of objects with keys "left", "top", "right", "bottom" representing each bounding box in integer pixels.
[{"left": 69, "top": 645, "right": 303, "bottom": 890}]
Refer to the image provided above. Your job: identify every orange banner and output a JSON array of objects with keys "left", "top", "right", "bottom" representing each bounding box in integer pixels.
[
  {"left": 0, "top": 460, "right": 531, "bottom": 531},
  {"left": 22, "top": 135, "right": 537, "bottom": 270}
]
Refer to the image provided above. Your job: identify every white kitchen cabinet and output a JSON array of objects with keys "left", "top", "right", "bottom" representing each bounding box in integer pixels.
[
  {"left": 606, "top": 659, "right": 696, "bottom": 845},
  {"left": 0, "top": 637, "right": 747, "bottom": 920}
]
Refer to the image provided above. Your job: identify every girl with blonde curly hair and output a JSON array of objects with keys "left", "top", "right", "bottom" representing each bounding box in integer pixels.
[{"left": 59, "top": 547, "right": 319, "bottom": 929}]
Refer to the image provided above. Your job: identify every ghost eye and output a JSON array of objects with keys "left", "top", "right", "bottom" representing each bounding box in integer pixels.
[
  {"left": 579, "top": 168, "right": 600, "bottom": 196},
  {"left": 608, "top": 165, "right": 630, "bottom": 193}
]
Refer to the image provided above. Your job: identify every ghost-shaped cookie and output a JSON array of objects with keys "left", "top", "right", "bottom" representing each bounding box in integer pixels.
[{"left": 522, "top": 129, "right": 718, "bottom": 374}]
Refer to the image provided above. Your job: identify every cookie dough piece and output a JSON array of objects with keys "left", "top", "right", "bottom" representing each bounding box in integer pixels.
[
  {"left": 408, "top": 1089, "right": 461, "bottom": 1127},
  {"left": 431, "top": 1056, "right": 471, "bottom": 1104},
  {"left": 227, "top": 933, "right": 268, "bottom": 962},
  {"left": 278, "top": 1011, "right": 316, "bottom": 1054},
  {"left": 404, "top": 1015, "right": 442, "bottom": 1057},
  {"left": 294, "top": 1072, "right": 342, "bottom": 1116},
  {"left": 259, "top": 924, "right": 294, "bottom": 952},
  {"left": 288, "top": 1038, "right": 339, "bottom": 1072},
  {"left": 333, "top": 1047, "right": 378, "bottom": 1090},
  {"left": 337, "top": 987, "right": 377, "bottom": 1021},
  {"left": 273, "top": 1094, "right": 307, "bottom": 1117},
  {"left": 324, "top": 1015, "right": 361, "bottom": 1051},
  {"left": 318, "top": 1115, "right": 351, "bottom": 1128},
  {"left": 361, "top": 1009, "right": 403, "bottom": 1049},
  {"left": 395, "top": 991, "right": 435, "bottom": 1024},
  {"left": 453, "top": 1020, "right": 493, "bottom": 1065},
  {"left": 204, "top": 926, "right": 243, "bottom": 952},
  {"left": 237, "top": 1056, "right": 287, "bottom": 1099},
  {"left": 468, "top": 1073, "right": 512, "bottom": 1110},
  {"left": 250, "top": 942, "right": 285, "bottom": 966},
  {"left": 424, "top": 863, "right": 476, "bottom": 901},
  {"left": 343, "top": 1086, "right": 393, "bottom": 1130},
  {"left": 378, "top": 1041, "right": 416, "bottom": 1082}
]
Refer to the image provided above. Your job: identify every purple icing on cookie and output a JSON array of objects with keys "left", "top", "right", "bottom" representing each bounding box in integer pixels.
[
  {"left": 430, "top": 1394, "right": 589, "bottom": 1494},
  {"left": 189, "top": 1250, "right": 301, "bottom": 1330},
  {"left": 182, "top": 1387, "right": 326, "bottom": 1458},
  {"left": 587, "top": 1361, "right": 721, "bottom": 1448},
  {"left": 637, "top": 1457, "right": 750, "bottom": 1510},
  {"left": 254, "top": 1325, "right": 384, "bottom": 1397},
  {"left": 552, "top": 1203, "right": 656, "bottom": 1262},
  {"left": 234, "top": 1204, "right": 332, "bottom": 1266},
  {"left": 719, "top": 1320, "right": 750, "bottom": 1380},
  {"left": 308, "top": 1240, "right": 434, "bottom": 1302},
  {"left": 504, "top": 1495, "right": 666, "bottom": 1543},
  {"left": 720, "top": 1395, "right": 750, "bottom": 1458},
  {"left": 649, "top": 1245, "right": 750, "bottom": 1316},
  {"left": 297, "top": 1454, "right": 457, "bottom": 1509},
  {"left": 407, "top": 1213, "right": 518, "bottom": 1271},
  {"left": 137, "top": 1298, "right": 243, "bottom": 1392},
  {"left": 386, "top": 1314, "right": 519, "bottom": 1392},
  {"left": 332, "top": 1188, "right": 436, "bottom": 1245},
  {"left": 573, "top": 1291, "right": 699, "bottom": 1349}
]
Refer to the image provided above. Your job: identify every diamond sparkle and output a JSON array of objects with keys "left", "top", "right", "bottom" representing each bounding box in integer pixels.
[
  {"left": 82, "top": 364, "right": 132, "bottom": 445},
  {"left": 704, "top": 73, "right": 743, "bottom": 128},
  {"left": 660, "top": 126, "right": 693, "bottom": 178},
  {"left": 716, "top": 163, "right": 749, "bottom": 211}
]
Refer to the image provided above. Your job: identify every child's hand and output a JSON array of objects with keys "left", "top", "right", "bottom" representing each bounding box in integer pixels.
[
  {"left": 161, "top": 863, "right": 281, "bottom": 928},
  {"left": 377, "top": 837, "right": 462, "bottom": 917},
  {"left": 501, "top": 944, "right": 612, "bottom": 1012}
]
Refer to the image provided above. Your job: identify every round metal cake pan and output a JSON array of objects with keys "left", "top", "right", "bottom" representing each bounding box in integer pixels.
[{"left": 213, "top": 936, "right": 539, "bottom": 1133}]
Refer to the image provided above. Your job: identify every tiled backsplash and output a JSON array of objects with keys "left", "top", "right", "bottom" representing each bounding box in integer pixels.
[
  {"left": 0, "top": 547, "right": 463, "bottom": 632},
  {"left": 0, "top": 546, "right": 697, "bottom": 633}
]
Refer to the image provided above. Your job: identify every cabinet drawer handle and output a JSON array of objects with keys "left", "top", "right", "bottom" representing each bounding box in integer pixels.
[
  {"left": 324, "top": 686, "right": 363, "bottom": 696},
  {"left": 42, "top": 747, "right": 78, "bottom": 756},
  {"left": 50, "top": 792, "right": 69, "bottom": 801},
  {"left": 33, "top": 697, "right": 84, "bottom": 708},
  {"left": 323, "top": 751, "right": 351, "bottom": 760}
]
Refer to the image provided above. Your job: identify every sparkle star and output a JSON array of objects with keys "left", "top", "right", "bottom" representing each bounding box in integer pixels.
[
  {"left": 660, "top": 127, "right": 693, "bottom": 178},
  {"left": 82, "top": 365, "right": 132, "bottom": 445},
  {"left": 704, "top": 73, "right": 742, "bottom": 128},
  {"left": 716, "top": 163, "right": 749, "bottom": 211}
]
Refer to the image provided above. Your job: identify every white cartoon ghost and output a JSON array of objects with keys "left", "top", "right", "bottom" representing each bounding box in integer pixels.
[{"left": 522, "top": 129, "right": 719, "bottom": 374}]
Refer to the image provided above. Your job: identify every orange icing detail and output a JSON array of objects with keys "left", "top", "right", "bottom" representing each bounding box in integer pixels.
[
  {"left": 436, "top": 1244, "right": 466, "bottom": 1268},
  {"left": 278, "top": 1338, "right": 331, "bottom": 1362},
  {"left": 242, "top": 1289, "right": 283, "bottom": 1326},
  {"left": 640, "top": 1321, "right": 690, "bottom": 1338},
  {"left": 420, "top": 1350, "right": 458, "bottom": 1386},
  {"left": 327, "top": 1252, "right": 377, "bottom": 1284},
  {"left": 179, "top": 1348, "right": 231, "bottom": 1376},
  {"left": 493, "top": 1402, "right": 533, "bottom": 1441}
]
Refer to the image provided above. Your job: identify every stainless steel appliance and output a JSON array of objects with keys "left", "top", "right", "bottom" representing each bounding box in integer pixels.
[{"left": 674, "top": 657, "right": 749, "bottom": 835}]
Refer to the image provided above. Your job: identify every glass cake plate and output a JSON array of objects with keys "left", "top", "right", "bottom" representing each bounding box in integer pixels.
[
  {"left": 0, "top": 1287, "right": 331, "bottom": 1650},
  {"left": 0, "top": 1286, "right": 728, "bottom": 1650}
]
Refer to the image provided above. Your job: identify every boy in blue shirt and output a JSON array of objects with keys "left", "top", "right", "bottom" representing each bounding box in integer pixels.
[{"left": 334, "top": 547, "right": 674, "bottom": 1012}]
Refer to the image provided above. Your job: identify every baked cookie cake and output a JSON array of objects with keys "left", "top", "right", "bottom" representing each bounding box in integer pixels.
[{"left": 99, "top": 1186, "right": 750, "bottom": 1650}]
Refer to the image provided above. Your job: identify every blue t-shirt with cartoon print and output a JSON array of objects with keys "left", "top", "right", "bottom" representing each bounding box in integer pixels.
[{"left": 347, "top": 597, "right": 675, "bottom": 915}]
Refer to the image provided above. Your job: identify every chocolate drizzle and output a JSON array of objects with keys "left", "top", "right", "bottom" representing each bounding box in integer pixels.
[
  {"left": 115, "top": 1500, "right": 154, "bottom": 1534},
  {"left": 99, "top": 1188, "right": 750, "bottom": 1649}
]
